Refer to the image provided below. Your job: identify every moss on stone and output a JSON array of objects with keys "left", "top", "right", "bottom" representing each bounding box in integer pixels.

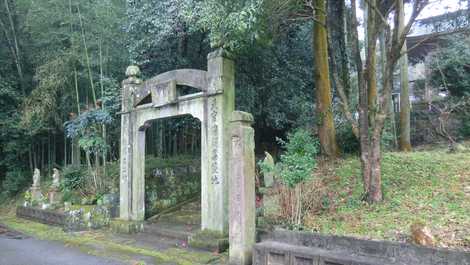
[
  {"left": 188, "top": 229, "right": 229, "bottom": 253},
  {"left": 109, "top": 219, "right": 143, "bottom": 234},
  {"left": 69, "top": 205, "right": 95, "bottom": 213}
]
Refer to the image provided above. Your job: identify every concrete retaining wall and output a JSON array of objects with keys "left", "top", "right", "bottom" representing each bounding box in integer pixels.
[
  {"left": 17, "top": 206, "right": 66, "bottom": 226},
  {"left": 17, "top": 205, "right": 111, "bottom": 232},
  {"left": 253, "top": 229, "right": 470, "bottom": 265}
]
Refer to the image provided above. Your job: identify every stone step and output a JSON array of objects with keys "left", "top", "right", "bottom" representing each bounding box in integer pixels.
[
  {"left": 143, "top": 222, "right": 199, "bottom": 241},
  {"left": 158, "top": 211, "right": 201, "bottom": 226},
  {"left": 181, "top": 202, "right": 201, "bottom": 212}
]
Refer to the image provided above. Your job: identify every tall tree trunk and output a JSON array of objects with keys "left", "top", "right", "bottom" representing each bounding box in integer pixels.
[
  {"left": 29, "top": 147, "right": 33, "bottom": 172},
  {"left": 52, "top": 133, "right": 56, "bottom": 167},
  {"left": 77, "top": 4, "right": 97, "bottom": 106},
  {"left": 99, "top": 41, "right": 107, "bottom": 177},
  {"left": 368, "top": 129, "right": 383, "bottom": 202},
  {"left": 70, "top": 0, "right": 81, "bottom": 167},
  {"left": 328, "top": 0, "right": 350, "bottom": 98},
  {"left": 33, "top": 143, "right": 37, "bottom": 170},
  {"left": 398, "top": 0, "right": 412, "bottom": 151},
  {"left": 48, "top": 132, "right": 52, "bottom": 173},
  {"left": 313, "top": 0, "right": 340, "bottom": 158},
  {"left": 366, "top": 0, "right": 378, "bottom": 122},
  {"left": 380, "top": 31, "right": 398, "bottom": 148},
  {"left": 1, "top": 0, "right": 25, "bottom": 94},
  {"left": 351, "top": 0, "right": 371, "bottom": 194},
  {"left": 71, "top": 137, "right": 81, "bottom": 166},
  {"left": 64, "top": 133, "right": 68, "bottom": 166},
  {"left": 365, "top": 0, "right": 384, "bottom": 202}
]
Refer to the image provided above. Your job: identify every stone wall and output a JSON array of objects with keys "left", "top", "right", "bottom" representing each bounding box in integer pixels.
[
  {"left": 145, "top": 160, "right": 201, "bottom": 217},
  {"left": 17, "top": 206, "right": 66, "bottom": 226},
  {"left": 253, "top": 229, "right": 470, "bottom": 265},
  {"left": 17, "top": 205, "right": 111, "bottom": 232}
]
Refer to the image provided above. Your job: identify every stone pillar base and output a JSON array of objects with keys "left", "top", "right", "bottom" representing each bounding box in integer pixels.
[
  {"left": 31, "top": 186, "right": 43, "bottom": 201},
  {"left": 188, "top": 230, "right": 229, "bottom": 253},
  {"left": 110, "top": 220, "right": 144, "bottom": 234},
  {"left": 48, "top": 188, "right": 62, "bottom": 205}
]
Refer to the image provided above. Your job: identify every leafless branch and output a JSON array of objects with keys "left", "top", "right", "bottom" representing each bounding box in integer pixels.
[{"left": 364, "top": 0, "right": 389, "bottom": 26}]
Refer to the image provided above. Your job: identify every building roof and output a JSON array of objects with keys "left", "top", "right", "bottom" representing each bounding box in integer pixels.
[{"left": 406, "top": 9, "right": 470, "bottom": 63}]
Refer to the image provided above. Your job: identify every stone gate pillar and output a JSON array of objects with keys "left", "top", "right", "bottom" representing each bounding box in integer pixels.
[
  {"left": 119, "top": 66, "right": 145, "bottom": 222},
  {"left": 201, "top": 49, "right": 235, "bottom": 233},
  {"left": 229, "top": 111, "right": 256, "bottom": 265}
]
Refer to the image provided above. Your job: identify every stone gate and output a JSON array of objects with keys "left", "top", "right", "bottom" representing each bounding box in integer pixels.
[{"left": 119, "top": 49, "right": 234, "bottom": 233}]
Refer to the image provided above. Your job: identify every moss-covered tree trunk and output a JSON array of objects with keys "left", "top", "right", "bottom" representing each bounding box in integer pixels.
[
  {"left": 398, "top": 0, "right": 412, "bottom": 151},
  {"left": 366, "top": 0, "right": 378, "bottom": 124},
  {"left": 365, "top": 0, "right": 384, "bottom": 203},
  {"left": 313, "top": 0, "right": 340, "bottom": 158},
  {"left": 349, "top": 0, "right": 371, "bottom": 193}
]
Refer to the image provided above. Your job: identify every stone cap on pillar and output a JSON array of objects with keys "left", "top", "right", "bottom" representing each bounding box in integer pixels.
[
  {"left": 231, "top": 111, "right": 254, "bottom": 125},
  {"left": 207, "top": 48, "right": 234, "bottom": 60},
  {"left": 124, "top": 65, "right": 142, "bottom": 85}
]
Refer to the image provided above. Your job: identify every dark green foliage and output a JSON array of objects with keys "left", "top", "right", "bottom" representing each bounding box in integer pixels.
[
  {"left": 336, "top": 124, "right": 360, "bottom": 154},
  {"left": 261, "top": 129, "right": 319, "bottom": 188},
  {"left": 126, "top": 1, "right": 316, "bottom": 148},
  {"left": 62, "top": 165, "right": 88, "bottom": 191},
  {"left": 64, "top": 109, "right": 113, "bottom": 155},
  {"left": 144, "top": 156, "right": 200, "bottom": 217},
  {"left": 0, "top": 77, "right": 29, "bottom": 188},
  {"left": 187, "top": 0, "right": 265, "bottom": 50},
  {"left": 428, "top": 34, "right": 470, "bottom": 97},
  {"left": 235, "top": 23, "right": 315, "bottom": 132},
  {"left": 1, "top": 170, "right": 30, "bottom": 197},
  {"left": 458, "top": 110, "right": 470, "bottom": 138},
  {"left": 60, "top": 165, "right": 91, "bottom": 203},
  {"left": 125, "top": 0, "right": 210, "bottom": 75}
]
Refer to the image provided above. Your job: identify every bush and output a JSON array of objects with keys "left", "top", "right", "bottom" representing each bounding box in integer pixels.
[
  {"left": 260, "top": 128, "right": 319, "bottom": 226},
  {"left": 336, "top": 124, "right": 360, "bottom": 154},
  {"left": 62, "top": 165, "right": 88, "bottom": 191},
  {"left": 459, "top": 112, "right": 470, "bottom": 138},
  {"left": 1, "top": 170, "right": 30, "bottom": 197},
  {"left": 265, "top": 129, "right": 319, "bottom": 187}
]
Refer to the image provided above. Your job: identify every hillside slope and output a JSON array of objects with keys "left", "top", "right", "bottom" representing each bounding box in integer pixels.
[{"left": 303, "top": 149, "right": 470, "bottom": 250}]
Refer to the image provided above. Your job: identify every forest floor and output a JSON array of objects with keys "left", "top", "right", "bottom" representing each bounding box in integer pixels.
[{"left": 299, "top": 142, "right": 470, "bottom": 251}]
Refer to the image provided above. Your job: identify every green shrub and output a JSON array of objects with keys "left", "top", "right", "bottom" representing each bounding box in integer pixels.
[
  {"left": 260, "top": 128, "right": 319, "bottom": 226},
  {"left": 1, "top": 170, "right": 30, "bottom": 197},
  {"left": 459, "top": 114, "right": 470, "bottom": 138},
  {"left": 62, "top": 165, "right": 88, "bottom": 191},
  {"left": 261, "top": 129, "right": 319, "bottom": 187},
  {"left": 336, "top": 124, "right": 360, "bottom": 154}
]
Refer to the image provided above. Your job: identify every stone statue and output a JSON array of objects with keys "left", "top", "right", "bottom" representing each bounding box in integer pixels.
[
  {"left": 32, "top": 168, "right": 41, "bottom": 187},
  {"left": 30, "top": 168, "right": 43, "bottom": 202},
  {"left": 49, "top": 168, "right": 62, "bottom": 204},
  {"left": 51, "top": 168, "right": 61, "bottom": 188},
  {"left": 263, "top": 151, "right": 275, "bottom": 188}
]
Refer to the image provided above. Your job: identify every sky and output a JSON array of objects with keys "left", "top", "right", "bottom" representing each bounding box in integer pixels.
[{"left": 356, "top": 0, "right": 468, "bottom": 38}]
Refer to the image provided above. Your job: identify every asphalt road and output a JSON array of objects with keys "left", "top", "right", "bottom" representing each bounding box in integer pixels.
[{"left": 0, "top": 225, "right": 125, "bottom": 265}]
